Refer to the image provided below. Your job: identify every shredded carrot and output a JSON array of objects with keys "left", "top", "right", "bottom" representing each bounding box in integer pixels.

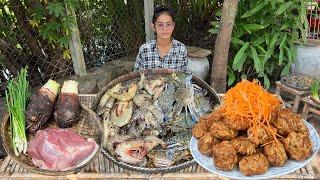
[{"left": 209, "top": 79, "right": 282, "bottom": 142}]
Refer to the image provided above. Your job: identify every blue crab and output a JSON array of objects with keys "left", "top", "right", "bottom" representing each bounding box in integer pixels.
[
  {"left": 172, "top": 74, "right": 200, "bottom": 123},
  {"left": 155, "top": 82, "right": 175, "bottom": 122},
  {"left": 133, "top": 93, "right": 164, "bottom": 124}
]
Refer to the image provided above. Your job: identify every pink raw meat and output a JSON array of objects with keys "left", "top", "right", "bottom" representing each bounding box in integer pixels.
[{"left": 27, "top": 128, "right": 99, "bottom": 171}]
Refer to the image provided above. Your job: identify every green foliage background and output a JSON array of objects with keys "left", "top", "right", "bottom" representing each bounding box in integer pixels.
[{"left": 210, "top": 0, "right": 310, "bottom": 89}]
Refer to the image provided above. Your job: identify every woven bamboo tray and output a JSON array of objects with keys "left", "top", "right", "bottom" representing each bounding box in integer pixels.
[
  {"left": 0, "top": 94, "right": 317, "bottom": 179},
  {"left": 0, "top": 94, "right": 103, "bottom": 176},
  {"left": 92, "top": 68, "right": 220, "bottom": 173}
]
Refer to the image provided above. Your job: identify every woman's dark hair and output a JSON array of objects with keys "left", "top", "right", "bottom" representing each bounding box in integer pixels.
[{"left": 152, "top": 5, "right": 175, "bottom": 24}]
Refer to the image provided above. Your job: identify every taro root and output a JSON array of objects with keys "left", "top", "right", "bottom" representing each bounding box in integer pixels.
[
  {"left": 54, "top": 80, "right": 80, "bottom": 128},
  {"left": 211, "top": 141, "right": 238, "bottom": 171},
  {"left": 26, "top": 79, "right": 60, "bottom": 133},
  {"left": 239, "top": 153, "right": 270, "bottom": 176},
  {"left": 283, "top": 132, "right": 313, "bottom": 161},
  {"left": 264, "top": 141, "right": 288, "bottom": 166}
]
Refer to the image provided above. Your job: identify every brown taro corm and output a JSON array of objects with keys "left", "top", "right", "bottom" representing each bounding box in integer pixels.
[
  {"left": 239, "top": 153, "right": 270, "bottom": 176},
  {"left": 54, "top": 80, "right": 80, "bottom": 128},
  {"left": 212, "top": 141, "right": 238, "bottom": 171},
  {"left": 231, "top": 136, "right": 257, "bottom": 155},
  {"left": 264, "top": 141, "right": 288, "bottom": 166},
  {"left": 26, "top": 80, "right": 60, "bottom": 133},
  {"left": 283, "top": 132, "right": 313, "bottom": 161},
  {"left": 198, "top": 132, "right": 221, "bottom": 156},
  {"left": 210, "top": 121, "right": 238, "bottom": 140}
]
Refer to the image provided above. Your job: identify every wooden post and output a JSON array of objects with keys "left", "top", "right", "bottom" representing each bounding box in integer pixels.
[
  {"left": 210, "top": 0, "right": 239, "bottom": 93},
  {"left": 66, "top": 5, "right": 87, "bottom": 76},
  {"left": 144, "top": 0, "right": 154, "bottom": 41}
]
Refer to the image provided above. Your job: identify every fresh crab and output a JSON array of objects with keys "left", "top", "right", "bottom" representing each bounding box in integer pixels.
[
  {"left": 148, "top": 131, "right": 192, "bottom": 167},
  {"left": 133, "top": 93, "right": 164, "bottom": 124},
  {"left": 138, "top": 73, "right": 166, "bottom": 100},
  {"left": 172, "top": 74, "right": 200, "bottom": 123},
  {"left": 155, "top": 82, "right": 175, "bottom": 122}
]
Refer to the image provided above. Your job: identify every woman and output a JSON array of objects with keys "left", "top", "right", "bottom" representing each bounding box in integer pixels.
[{"left": 134, "top": 5, "right": 188, "bottom": 72}]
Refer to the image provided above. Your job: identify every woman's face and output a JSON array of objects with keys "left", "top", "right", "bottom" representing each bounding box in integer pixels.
[{"left": 152, "top": 14, "right": 175, "bottom": 41}]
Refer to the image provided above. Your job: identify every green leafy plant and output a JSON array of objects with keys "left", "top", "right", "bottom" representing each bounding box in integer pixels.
[
  {"left": 210, "top": 0, "right": 310, "bottom": 89},
  {"left": 5, "top": 67, "right": 29, "bottom": 156},
  {"left": 29, "top": 0, "right": 77, "bottom": 59},
  {"left": 311, "top": 80, "right": 319, "bottom": 100}
]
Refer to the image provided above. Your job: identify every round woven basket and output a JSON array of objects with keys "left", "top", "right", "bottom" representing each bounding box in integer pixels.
[
  {"left": 1, "top": 100, "right": 103, "bottom": 176},
  {"left": 92, "top": 68, "right": 221, "bottom": 173}
]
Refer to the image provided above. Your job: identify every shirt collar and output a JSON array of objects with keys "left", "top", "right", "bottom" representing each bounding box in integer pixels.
[{"left": 151, "top": 38, "right": 177, "bottom": 51}]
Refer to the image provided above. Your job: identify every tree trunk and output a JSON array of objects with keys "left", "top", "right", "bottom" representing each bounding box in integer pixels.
[{"left": 210, "top": 0, "right": 239, "bottom": 93}]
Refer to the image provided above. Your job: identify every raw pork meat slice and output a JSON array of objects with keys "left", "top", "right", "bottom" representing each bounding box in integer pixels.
[{"left": 27, "top": 128, "right": 99, "bottom": 171}]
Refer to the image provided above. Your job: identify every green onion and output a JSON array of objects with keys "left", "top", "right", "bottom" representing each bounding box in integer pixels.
[
  {"left": 311, "top": 80, "right": 319, "bottom": 100},
  {"left": 5, "top": 67, "right": 29, "bottom": 156}
]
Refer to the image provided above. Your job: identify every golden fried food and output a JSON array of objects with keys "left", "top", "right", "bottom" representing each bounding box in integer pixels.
[
  {"left": 283, "top": 132, "right": 313, "bottom": 161},
  {"left": 283, "top": 109, "right": 308, "bottom": 135},
  {"left": 264, "top": 141, "right": 288, "bottom": 166},
  {"left": 210, "top": 121, "right": 238, "bottom": 140},
  {"left": 247, "top": 126, "right": 273, "bottom": 145},
  {"left": 272, "top": 113, "right": 292, "bottom": 136},
  {"left": 212, "top": 141, "right": 238, "bottom": 171},
  {"left": 239, "top": 154, "right": 270, "bottom": 176},
  {"left": 192, "top": 125, "right": 205, "bottom": 138},
  {"left": 205, "top": 108, "right": 225, "bottom": 127},
  {"left": 223, "top": 117, "right": 250, "bottom": 131},
  {"left": 198, "top": 132, "right": 220, "bottom": 156},
  {"left": 231, "top": 136, "right": 257, "bottom": 155}
]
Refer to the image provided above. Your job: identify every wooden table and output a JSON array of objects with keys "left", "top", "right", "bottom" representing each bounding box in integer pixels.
[
  {"left": 0, "top": 153, "right": 316, "bottom": 179},
  {"left": 0, "top": 94, "right": 317, "bottom": 179}
]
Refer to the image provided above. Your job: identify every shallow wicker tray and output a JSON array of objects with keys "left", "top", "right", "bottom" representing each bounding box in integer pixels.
[
  {"left": 0, "top": 95, "right": 103, "bottom": 176},
  {"left": 92, "top": 68, "right": 221, "bottom": 173}
]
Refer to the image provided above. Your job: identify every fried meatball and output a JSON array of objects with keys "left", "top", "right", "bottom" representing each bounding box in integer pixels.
[
  {"left": 192, "top": 123, "right": 206, "bottom": 138},
  {"left": 231, "top": 136, "right": 257, "bottom": 155},
  {"left": 239, "top": 154, "right": 270, "bottom": 176},
  {"left": 247, "top": 126, "right": 273, "bottom": 145},
  {"left": 264, "top": 141, "right": 288, "bottom": 166},
  {"left": 284, "top": 109, "right": 308, "bottom": 135},
  {"left": 272, "top": 110, "right": 292, "bottom": 136},
  {"left": 223, "top": 117, "right": 250, "bottom": 131},
  {"left": 210, "top": 121, "right": 238, "bottom": 140},
  {"left": 212, "top": 141, "right": 238, "bottom": 171},
  {"left": 283, "top": 132, "right": 313, "bottom": 161},
  {"left": 198, "top": 132, "right": 220, "bottom": 156},
  {"left": 205, "top": 108, "right": 225, "bottom": 127}
]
